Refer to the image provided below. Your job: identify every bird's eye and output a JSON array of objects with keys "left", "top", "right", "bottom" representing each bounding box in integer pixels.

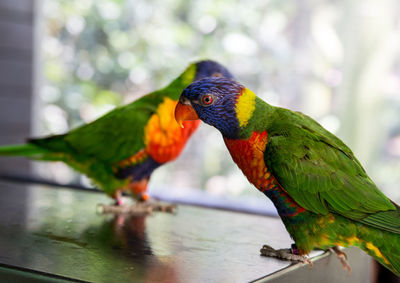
[{"left": 202, "top": 95, "right": 213, "bottom": 105}]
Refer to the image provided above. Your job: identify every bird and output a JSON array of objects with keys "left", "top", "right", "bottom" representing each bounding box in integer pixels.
[
  {"left": 0, "top": 60, "right": 234, "bottom": 213},
  {"left": 175, "top": 76, "right": 400, "bottom": 276}
]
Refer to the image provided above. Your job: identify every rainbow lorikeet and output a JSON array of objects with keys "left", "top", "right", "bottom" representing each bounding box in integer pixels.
[
  {"left": 0, "top": 60, "right": 233, "bottom": 212},
  {"left": 175, "top": 77, "right": 400, "bottom": 276}
]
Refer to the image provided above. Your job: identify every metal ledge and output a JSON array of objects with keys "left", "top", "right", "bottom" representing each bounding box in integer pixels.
[{"left": 0, "top": 180, "right": 371, "bottom": 282}]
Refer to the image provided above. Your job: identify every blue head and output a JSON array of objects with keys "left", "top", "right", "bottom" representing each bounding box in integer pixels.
[
  {"left": 194, "top": 60, "right": 235, "bottom": 81},
  {"left": 175, "top": 77, "right": 244, "bottom": 139}
]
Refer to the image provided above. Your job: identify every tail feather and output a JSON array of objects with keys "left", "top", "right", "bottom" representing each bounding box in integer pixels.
[
  {"left": 361, "top": 201, "right": 400, "bottom": 234},
  {"left": 28, "top": 134, "right": 71, "bottom": 153},
  {"left": 383, "top": 252, "right": 400, "bottom": 277},
  {"left": 0, "top": 143, "right": 48, "bottom": 157},
  {"left": 358, "top": 224, "right": 400, "bottom": 276}
]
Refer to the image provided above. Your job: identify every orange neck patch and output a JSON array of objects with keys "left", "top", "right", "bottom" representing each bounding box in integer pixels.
[
  {"left": 144, "top": 97, "right": 200, "bottom": 163},
  {"left": 224, "top": 131, "right": 306, "bottom": 217},
  {"left": 223, "top": 131, "right": 276, "bottom": 191}
]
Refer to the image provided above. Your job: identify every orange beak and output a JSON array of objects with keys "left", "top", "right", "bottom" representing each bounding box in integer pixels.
[{"left": 174, "top": 101, "right": 199, "bottom": 128}]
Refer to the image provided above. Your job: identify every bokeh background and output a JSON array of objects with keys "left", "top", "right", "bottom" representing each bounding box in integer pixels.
[{"left": 31, "top": 0, "right": 400, "bottom": 205}]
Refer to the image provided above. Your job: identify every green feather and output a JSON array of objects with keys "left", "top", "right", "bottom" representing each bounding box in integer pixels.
[
  {"left": 243, "top": 98, "right": 400, "bottom": 233},
  {"left": 0, "top": 143, "right": 48, "bottom": 157},
  {"left": 239, "top": 91, "right": 400, "bottom": 275},
  {"left": 0, "top": 62, "right": 202, "bottom": 196}
]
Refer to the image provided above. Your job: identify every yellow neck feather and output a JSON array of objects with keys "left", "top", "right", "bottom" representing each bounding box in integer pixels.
[{"left": 236, "top": 88, "right": 256, "bottom": 127}]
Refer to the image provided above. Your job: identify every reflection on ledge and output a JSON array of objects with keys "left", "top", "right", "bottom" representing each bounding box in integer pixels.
[{"left": 0, "top": 179, "right": 371, "bottom": 282}]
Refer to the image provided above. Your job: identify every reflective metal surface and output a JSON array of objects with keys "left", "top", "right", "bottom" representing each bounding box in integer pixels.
[{"left": 0, "top": 181, "right": 370, "bottom": 282}]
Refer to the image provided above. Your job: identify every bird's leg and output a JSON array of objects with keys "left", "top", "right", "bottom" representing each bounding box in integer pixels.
[
  {"left": 114, "top": 190, "right": 124, "bottom": 206},
  {"left": 328, "top": 246, "right": 351, "bottom": 273},
  {"left": 97, "top": 190, "right": 139, "bottom": 214},
  {"left": 260, "top": 244, "right": 312, "bottom": 266}
]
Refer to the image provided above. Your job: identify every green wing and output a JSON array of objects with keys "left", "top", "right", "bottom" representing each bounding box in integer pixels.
[
  {"left": 64, "top": 94, "right": 163, "bottom": 163},
  {"left": 28, "top": 63, "right": 197, "bottom": 164},
  {"left": 30, "top": 93, "right": 163, "bottom": 163},
  {"left": 264, "top": 108, "right": 400, "bottom": 233}
]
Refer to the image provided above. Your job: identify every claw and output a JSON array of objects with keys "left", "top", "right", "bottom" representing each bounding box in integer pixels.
[
  {"left": 329, "top": 246, "right": 351, "bottom": 273},
  {"left": 260, "top": 244, "right": 312, "bottom": 267},
  {"left": 96, "top": 201, "right": 176, "bottom": 215}
]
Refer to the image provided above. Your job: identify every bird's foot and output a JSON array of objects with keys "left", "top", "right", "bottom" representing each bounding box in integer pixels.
[
  {"left": 260, "top": 244, "right": 312, "bottom": 267},
  {"left": 328, "top": 246, "right": 351, "bottom": 273},
  {"left": 139, "top": 199, "right": 177, "bottom": 213},
  {"left": 96, "top": 203, "right": 151, "bottom": 215},
  {"left": 97, "top": 200, "right": 176, "bottom": 215}
]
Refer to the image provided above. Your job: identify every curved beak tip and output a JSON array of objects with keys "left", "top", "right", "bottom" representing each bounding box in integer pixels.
[
  {"left": 178, "top": 118, "right": 184, "bottom": 129},
  {"left": 174, "top": 101, "right": 199, "bottom": 128}
]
